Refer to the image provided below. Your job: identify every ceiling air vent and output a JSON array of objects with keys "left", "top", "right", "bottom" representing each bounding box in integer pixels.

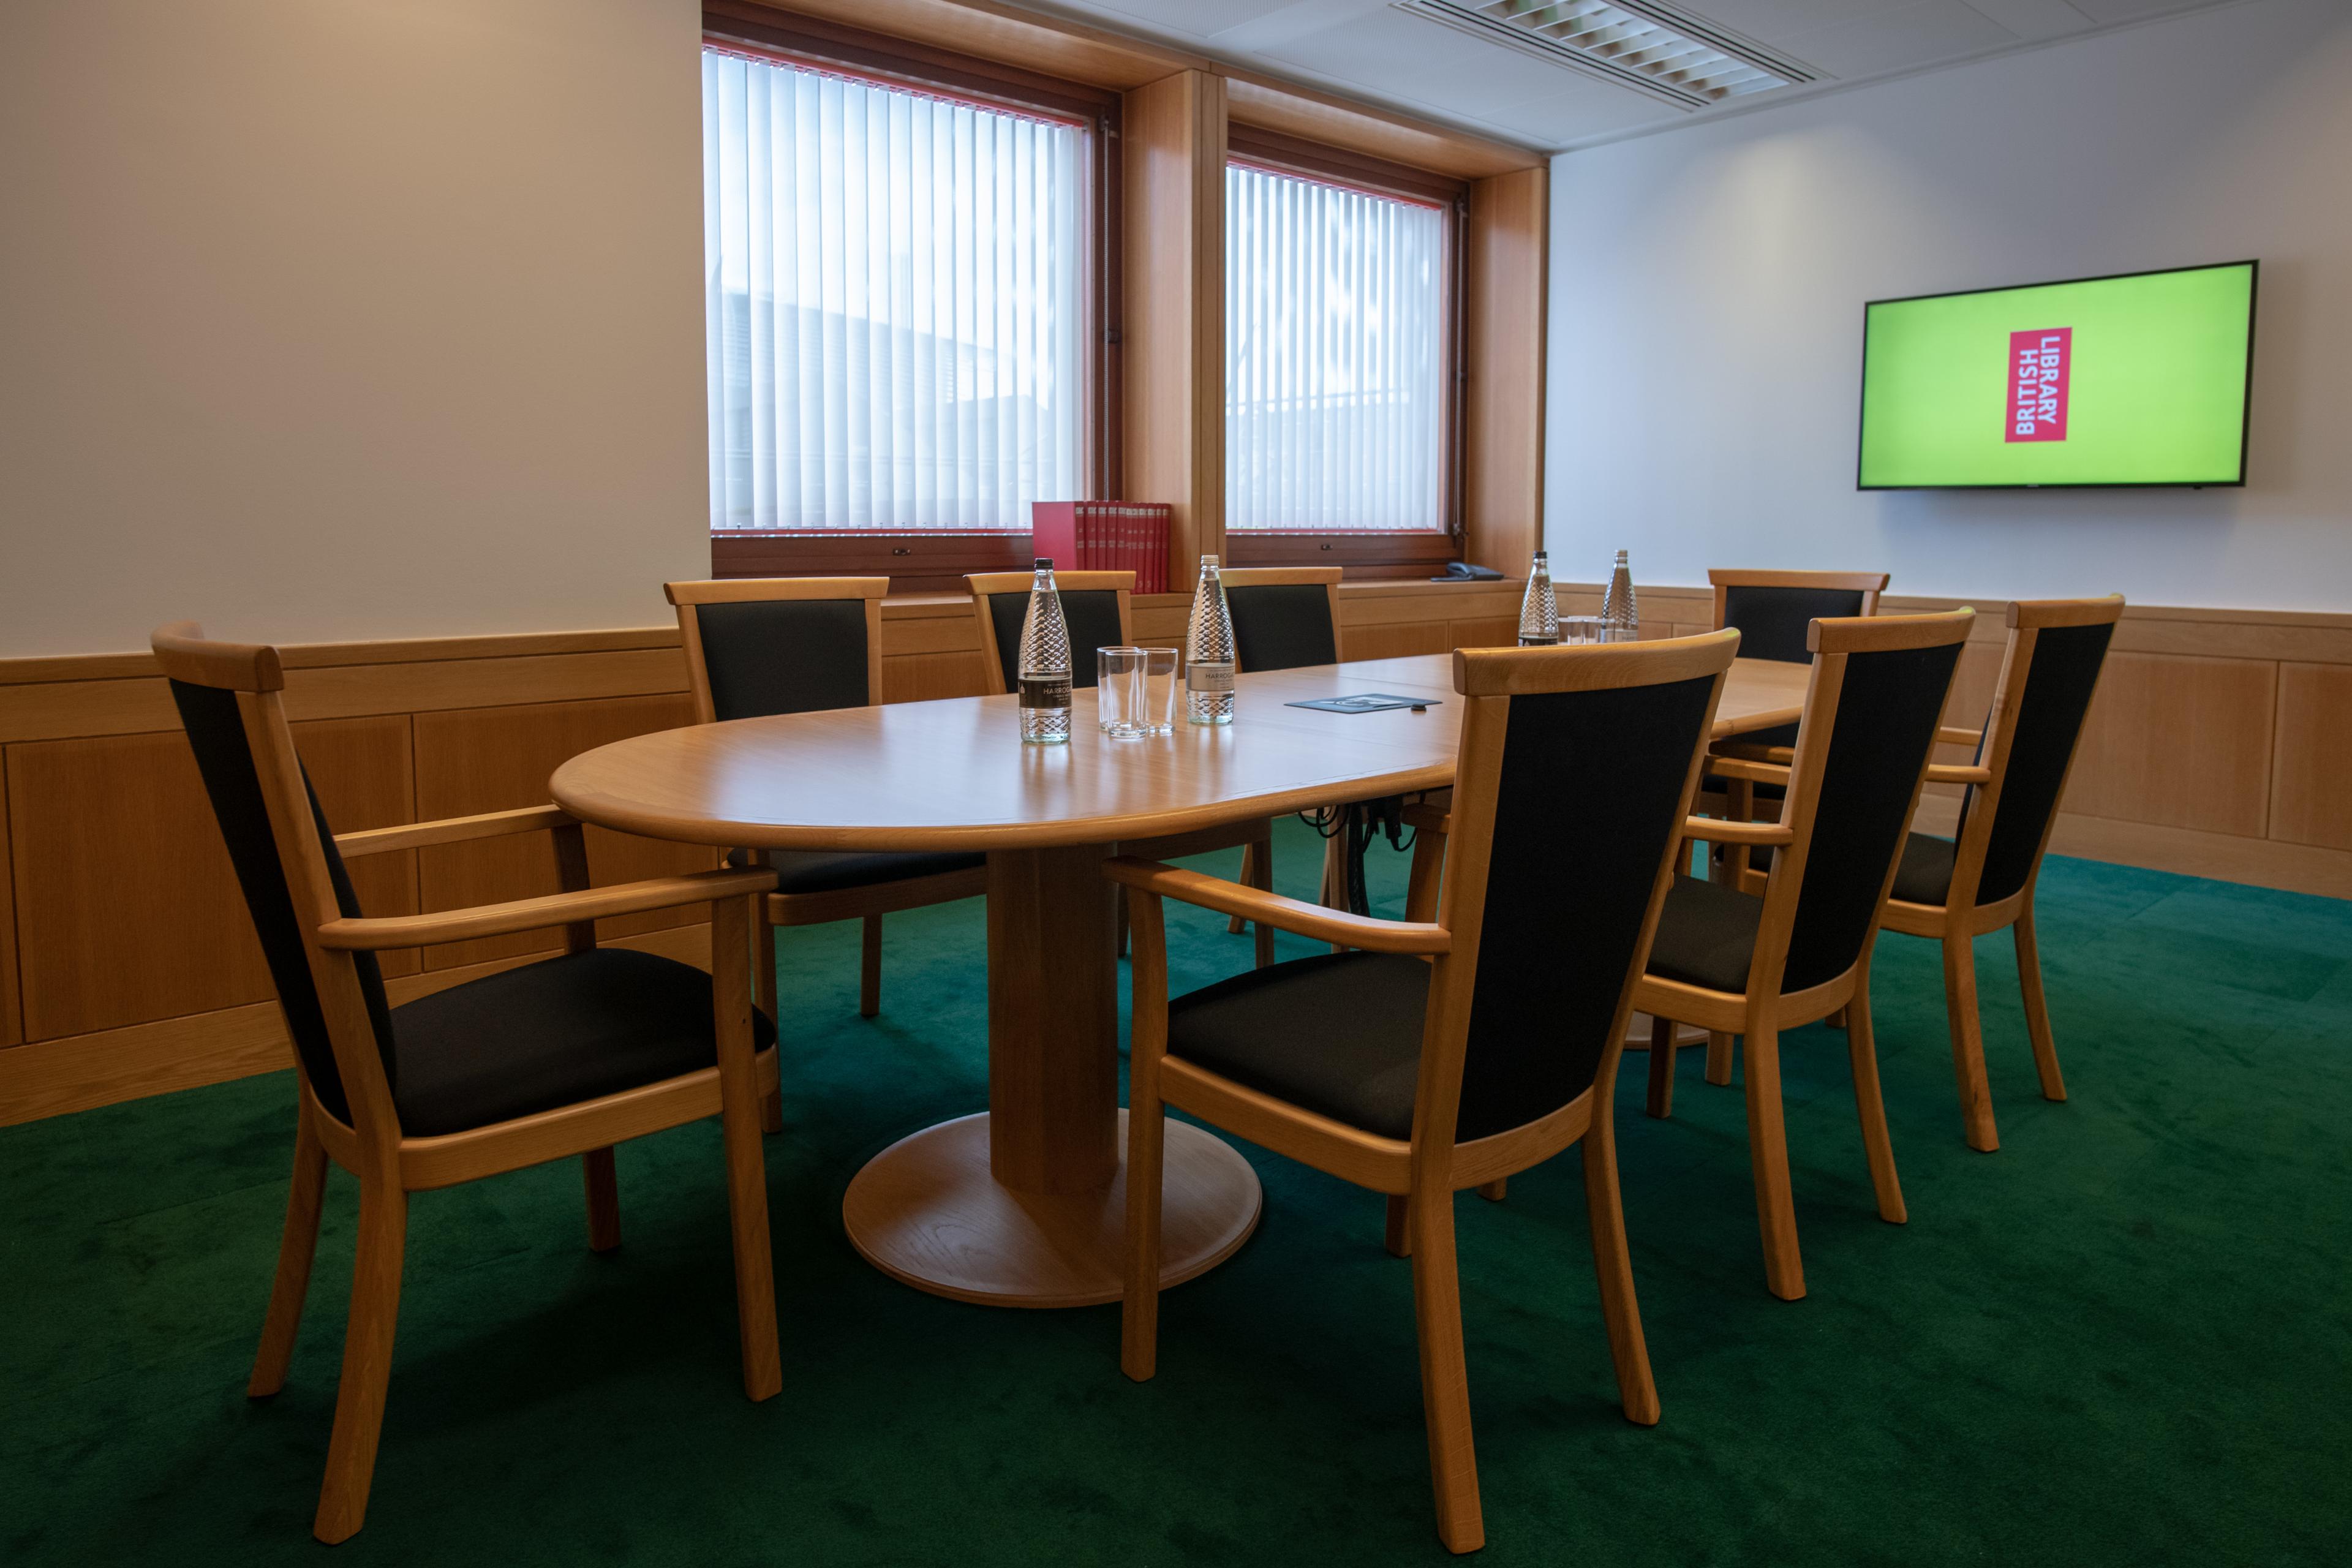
[{"left": 1395, "top": 0, "right": 1815, "bottom": 110}]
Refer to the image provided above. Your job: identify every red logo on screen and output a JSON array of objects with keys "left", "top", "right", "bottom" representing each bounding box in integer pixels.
[{"left": 2008, "top": 328, "right": 2071, "bottom": 442}]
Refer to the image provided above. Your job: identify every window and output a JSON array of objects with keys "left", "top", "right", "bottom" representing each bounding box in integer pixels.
[
  {"left": 701, "top": 24, "right": 1110, "bottom": 582},
  {"left": 1224, "top": 137, "right": 1462, "bottom": 569}
]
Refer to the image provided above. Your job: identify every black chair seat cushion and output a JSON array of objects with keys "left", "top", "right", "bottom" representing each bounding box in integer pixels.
[
  {"left": 1743, "top": 831, "right": 1956, "bottom": 909},
  {"left": 1890, "top": 833, "right": 1956, "bottom": 907},
  {"left": 769, "top": 847, "right": 984, "bottom": 897},
  {"left": 1645, "top": 875, "right": 1763, "bottom": 995},
  {"left": 390, "top": 949, "right": 776, "bottom": 1137},
  {"left": 1167, "top": 951, "right": 1446, "bottom": 1142}
]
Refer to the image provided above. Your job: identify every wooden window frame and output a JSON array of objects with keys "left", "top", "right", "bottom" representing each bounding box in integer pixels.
[
  {"left": 701, "top": 3, "right": 1123, "bottom": 592},
  {"left": 1223, "top": 126, "right": 1468, "bottom": 579}
]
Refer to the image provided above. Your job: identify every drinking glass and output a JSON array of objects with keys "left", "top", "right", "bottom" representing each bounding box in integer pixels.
[
  {"left": 1561, "top": 616, "right": 1604, "bottom": 646},
  {"left": 1138, "top": 646, "right": 1178, "bottom": 734},
  {"left": 1097, "top": 647, "right": 1147, "bottom": 737}
]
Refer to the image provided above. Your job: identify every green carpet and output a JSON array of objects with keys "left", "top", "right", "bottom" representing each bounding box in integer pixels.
[{"left": 5, "top": 815, "right": 2349, "bottom": 1564}]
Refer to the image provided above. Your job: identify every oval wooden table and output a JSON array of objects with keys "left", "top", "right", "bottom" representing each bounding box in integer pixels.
[{"left": 550, "top": 652, "right": 1810, "bottom": 1309}]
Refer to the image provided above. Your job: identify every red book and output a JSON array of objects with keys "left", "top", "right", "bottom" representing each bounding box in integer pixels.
[{"left": 1029, "top": 502, "right": 1080, "bottom": 574}]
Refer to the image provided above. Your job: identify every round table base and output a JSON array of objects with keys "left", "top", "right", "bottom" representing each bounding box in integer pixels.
[{"left": 842, "top": 1111, "right": 1263, "bottom": 1309}]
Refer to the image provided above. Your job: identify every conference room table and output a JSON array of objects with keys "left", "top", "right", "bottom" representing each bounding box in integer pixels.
[{"left": 549, "top": 652, "right": 1810, "bottom": 1310}]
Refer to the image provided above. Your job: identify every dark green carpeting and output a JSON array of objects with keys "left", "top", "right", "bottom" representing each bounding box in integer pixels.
[{"left": 6, "top": 816, "right": 2350, "bottom": 1564}]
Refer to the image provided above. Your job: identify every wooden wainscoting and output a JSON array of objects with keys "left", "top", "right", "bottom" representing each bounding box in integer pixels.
[
  {"left": 1587, "top": 582, "right": 2352, "bottom": 902},
  {"left": 6, "top": 581, "right": 2342, "bottom": 1126}
]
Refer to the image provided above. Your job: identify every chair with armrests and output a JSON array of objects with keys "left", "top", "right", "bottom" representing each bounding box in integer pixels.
[
  {"left": 1700, "top": 569, "right": 1891, "bottom": 859},
  {"left": 1113, "top": 628, "right": 1743, "bottom": 1555},
  {"left": 1638, "top": 609, "right": 1974, "bottom": 1301},
  {"left": 1880, "top": 595, "right": 2124, "bottom": 1152},
  {"left": 151, "top": 623, "right": 783, "bottom": 1544},
  {"left": 971, "top": 570, "right": 1275, "bottom": 967},
  {"left": 667, "top": 577, "right": 989, "bottom": 1039}
]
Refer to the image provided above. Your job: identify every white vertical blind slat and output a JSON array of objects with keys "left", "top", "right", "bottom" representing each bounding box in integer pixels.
[
  {"left": 1224, "top": 163, "right": 1444, "bottom": 532},
  {"left": 705, "top": 50, "right": 1081, "bottom": 531}
]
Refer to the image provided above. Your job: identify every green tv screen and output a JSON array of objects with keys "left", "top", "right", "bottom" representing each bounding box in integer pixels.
[{"left": 1858, "top": 262, "right": 2256, "bottom": 489}]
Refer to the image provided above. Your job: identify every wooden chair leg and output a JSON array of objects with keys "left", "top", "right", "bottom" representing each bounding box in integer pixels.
[
  {"left": 583, "top": 1147, "right": 621, "bottom": 1253},
  {"left": 1476, "top": 1178, "right": 1506, "bottom": 1202},
  {"left": 754, "top": 910, "right": 783, "bottom": 1136},
  {"left": 858, "top": 914, "right": 883, "bottom": 1019},
  {"left": 1645, "top": 1011, "right": 1676, "bottom": 1119},
  {"left": 1705, "top": 1031, "right": 1735, "bottom": 1087},
  {"left": 2015, "top": 904, "right": 2068, "bottom": 1102},
  {"left": 1943, "top": 932, "right": 1999, "bottom": 1152},
  {"left": 712, "top": 897, "right": 782, "bottom": 1403},
  {"left": 1116, "top": 887, "right": 1130, "bottom": 958},
  {"left": 1843, "top": 989, "right": 1905, "bottom": 1224},
  {"left": 1227, "top": 842, "right": 1253, "bottom": 935},
  {"left": 1250, "top": 835, "right": 1275, "bottom": 969},
  {"left": 249, "top": 1108, "right": 328, "bottom": 1398},
  {"left": 1410, "top": 1190, "right": 1485, "bottom": 1555},
  {"left": 1121, "top": 1074, "right": 1166, "bottom": 1382},
  {"left": 1385, "top": 1194, "right": 1412, "bottom": 1257},
  {"left": 1740, "top": 1023, "right": 1806, "bottom": 1302},
  {"left": 1581, "top": 1125, "right": 1660, "bottom": 1425},
  {"left": 311, "top": 1183, "right": 407, "bottom": 1545}
]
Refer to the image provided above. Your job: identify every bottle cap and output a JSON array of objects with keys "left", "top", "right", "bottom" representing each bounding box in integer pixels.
[
  {"left": 1534, "top": 551, "right": 1547, "bottom": 562},
  {"left": 1034, "top": 557, "right": 1052, "bottom": 570}
]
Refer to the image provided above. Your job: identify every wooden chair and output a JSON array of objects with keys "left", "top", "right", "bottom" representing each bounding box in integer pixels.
[
  {"left": 667, "top": 578, "right": 989, "bottom": 1046},
  {"left": 1701, "top": 568, "right": 1890, "bottom": 864},
  {"left": 1114, "top": 628, "right": 1743, "bottom": 1555},
  {"left": 1638, "top": 609, "right": 1974, "bottom": 1302},
  {"left": 1881, "top": 596, "right": 2125, "bottom": 1152},
  {"left": 152, "top": 624, "right": 782, "bottom": 1544},
  {"left": 1219, "top": 565, "right": 1346, "bottom": 674},
  {"left": 971, "top": 570, "right": 1275, "bottom": 968}
]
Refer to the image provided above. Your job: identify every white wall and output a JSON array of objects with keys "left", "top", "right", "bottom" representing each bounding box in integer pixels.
[
  {"left": 0, "top": 0, "right": 708, "bottom": 658},
  {"left": 1544, "top": 0, "right": 2352, "bottom": 612}
]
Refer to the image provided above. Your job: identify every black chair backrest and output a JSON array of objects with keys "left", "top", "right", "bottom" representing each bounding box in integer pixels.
[
  {"left": 168, "top": 681, "right": 395, "bottom": 1124},
  {"left": 1226, "top": 584, "right": 1339, "bottom": 672},
  {"left": 985, "top": 590, "right": 1126, "bottom": 693},
  {"left": 696, "top": 598, "right": 871, "bottom": 720},
  {"left": 1453, "top": 671, "right": 1721, "bottom": 1140},
  {"left": 1969, "top": 620, "right": 2117, "bottom": 905},
  {"left": 1782, "top": 638, "right": 1964, "bottom": 990},
  {"left": 1723, "top": 584, "right": 1872, "bottom": 665}
]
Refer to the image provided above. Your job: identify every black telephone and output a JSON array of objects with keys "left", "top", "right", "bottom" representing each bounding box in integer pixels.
[{"left": 1431, "top": 560, "right": 1504, "bottom": 582}]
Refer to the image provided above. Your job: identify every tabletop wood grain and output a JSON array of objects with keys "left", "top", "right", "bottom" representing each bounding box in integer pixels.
[{"left": 549, "top": 653, "right": 1810, "bottom": 852}]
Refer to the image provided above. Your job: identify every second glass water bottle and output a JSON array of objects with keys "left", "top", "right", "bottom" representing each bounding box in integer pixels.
[
  {"left": 1185, "top": 555, "right": 1237, "bottom": 726},
  {"left": 1017, "top": 557, "right": 1073, "bottom": 744}
]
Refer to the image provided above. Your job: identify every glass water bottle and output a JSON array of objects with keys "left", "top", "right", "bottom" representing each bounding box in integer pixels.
[
  {"left": 1184, "top": 555, "right": 1237, "bottom": 726},
  {"left": 1517, "top": 550, "right": 1559, "bottom": 646},
  {"left": 1601, "top": 549, "right": 1638, "bottom": 639},
  {"left": 1016, "top": 557, "right": 1072, "bottom": 744}
]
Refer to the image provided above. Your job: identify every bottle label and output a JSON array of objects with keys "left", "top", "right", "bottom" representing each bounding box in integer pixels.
[
  {"left": 1019, "top": 676, "right": 1072, "bottom": 710},
  {"left": 1186, "top": 662, "right": 1235, "bottom": 695}
]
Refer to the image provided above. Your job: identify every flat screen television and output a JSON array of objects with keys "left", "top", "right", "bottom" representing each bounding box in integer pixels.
[{"left": 1857, "top": 260, "right": 2256, "bottom": 489}]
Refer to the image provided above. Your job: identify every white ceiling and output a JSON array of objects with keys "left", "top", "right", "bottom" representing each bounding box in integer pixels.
[{"left": 1005, "top": 0, "right": 2248, "bottom": 151}]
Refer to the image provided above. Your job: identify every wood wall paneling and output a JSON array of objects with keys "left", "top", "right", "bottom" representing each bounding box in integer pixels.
[
  {"left": 1123, "top": 70, "right": 1226, "bottom": 587},
  {"left": 1461, "top": 167, "right": 1548, "bottom": 576},
  {"left": 0, "top": 760, "right": 16, "bottom": 1046},
  {"left": 413, "top": 695, "right": 717, "bottom": 970},
  {"left": 2062, "top": 652, "right": 2275, "bottom": 838},
  {"left": 7, "top": 716, "right": 417, "bottom": 1042},
  {"left": 2270, "top": 661, "right": 2352, "bottom": 851}
]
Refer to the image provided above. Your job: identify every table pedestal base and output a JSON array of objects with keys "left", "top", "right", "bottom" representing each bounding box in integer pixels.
[{"left": 842, "top": 1110, "right": 1262, "bottom": 1308}]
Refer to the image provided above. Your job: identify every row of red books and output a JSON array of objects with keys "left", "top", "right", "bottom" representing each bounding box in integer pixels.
[{"left": 1028, "top": 502, "right": 1173, "bottom": 595}]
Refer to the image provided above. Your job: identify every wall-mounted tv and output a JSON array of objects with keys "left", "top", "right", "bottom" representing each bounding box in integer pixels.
[{"left": 1857, "top": 260, "right": 2256, "bottom": 489}]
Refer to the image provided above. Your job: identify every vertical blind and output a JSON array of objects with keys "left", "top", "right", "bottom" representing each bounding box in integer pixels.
[
  {"left": 703, "top": 48, "right": 1084, "bottom": 531},
  {"left": 1225, "top": 162, "right": 1447, "bottom": 533}
]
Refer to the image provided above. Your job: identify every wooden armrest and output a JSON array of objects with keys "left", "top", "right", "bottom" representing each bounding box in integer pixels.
[
  {"left": 1926, "top": 763, "right": 1992, "bottom": 785},
  {"left": 1706, "top": 756, "right": 1790, "bottom": 786},
  {"left": 1401, "top": 803, "right": 1451, "bottom": 835},
  {"left": 1713, "top": 742, "right": 1795, "bottom": 765},
  {"left": 317, "top": 867, "right": 778, "bottom": 950},
  {"left": 1105, "top": 858, "right": 1450, "bottom": 956},
  {"left": 335, "top": 805, "right": 576, "bottom": 858},
  {"left": 1937, "top": 726, "right": 1984, "bottom": 748},
  {"left": 1681, "top": 816, "right": 1794, "bottom": 847}
]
